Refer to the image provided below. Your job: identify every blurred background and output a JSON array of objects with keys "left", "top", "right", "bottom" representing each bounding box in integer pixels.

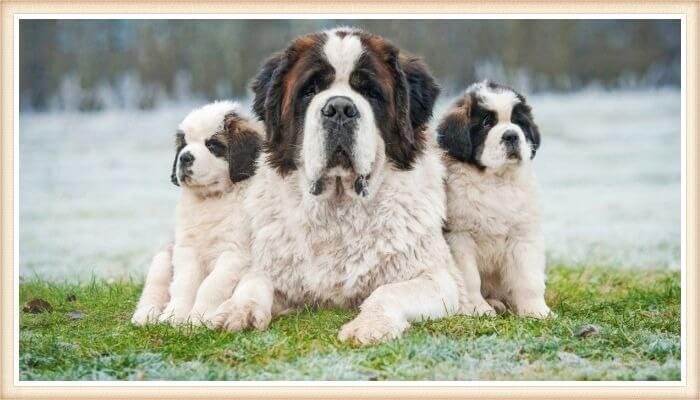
[
  {"left": 19, "top": 19, "right": 681, "bottom": 280},
  {"left": 21, "top": 19, "right": 680, "bottom": 111}
]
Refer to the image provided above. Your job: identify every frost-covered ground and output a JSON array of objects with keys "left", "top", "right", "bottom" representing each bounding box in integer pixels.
[{"left": 19, "top": 88, "right": 681, "bottom": 280}]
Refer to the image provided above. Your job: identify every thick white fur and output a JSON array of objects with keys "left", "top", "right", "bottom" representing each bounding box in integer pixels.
[
  {"left": 132, "top": 101, "right": 258, "bottom": 327},
  {"left": 213, "top": 142, "right": 465, "bottom": 343},
  {"left": 443, "top": 83, "right": 551, "bottom": 318}
]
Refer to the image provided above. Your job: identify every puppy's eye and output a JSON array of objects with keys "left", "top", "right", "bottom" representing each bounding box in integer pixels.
[
  {"left": 482, "top": 115, "right": 494, "bottom": 128},
  {"left": 205, "top": 139, "right": 225, "bottom": 156}
]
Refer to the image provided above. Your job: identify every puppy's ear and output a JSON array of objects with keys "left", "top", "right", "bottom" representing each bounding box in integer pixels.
[
  {"left": 224, "top": 113, "right": 262, "bottom": 183},
  {"left": 228, "top": 129, "right": 262, "bottom": 183},
  {"left": 513, "top": 102, "right": 541, "bottom": 159},
  {"left": 384, "top": 51, "right": 440, "bottom": 170},
  {"left": 170, "top": 131, "right": 185, "bottom": 186},
  {"left": 437, "top": 97, "right": 473, "bottom": 162}
]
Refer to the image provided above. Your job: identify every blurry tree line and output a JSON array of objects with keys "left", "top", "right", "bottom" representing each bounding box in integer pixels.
[{"left": 20, "top": 19, "right": 680, "bottom": 111}]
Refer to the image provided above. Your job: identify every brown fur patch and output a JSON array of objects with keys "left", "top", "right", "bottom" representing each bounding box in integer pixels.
[
  {"left": 220, "top": 111, "right": 262, "bottom": 183},
  {"left": 437, "top": 94, "right": 475, "bottom": 163},
  {"left": 280, "top": 34, "right": 324, "bottom": 119}
]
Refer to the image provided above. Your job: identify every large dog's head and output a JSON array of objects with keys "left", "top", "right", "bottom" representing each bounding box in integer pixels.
[
  {"left": 437, "top": 81, "right": 541, "bottom": 171},
  {"left": 171, "top": 101, "right": 262, "bottom": 198},
  {"left": 251, "top": 28, "right": 440, "bottom": 199}
]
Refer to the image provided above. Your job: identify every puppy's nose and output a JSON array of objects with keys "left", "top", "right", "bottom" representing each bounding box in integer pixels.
[
  {"left": 321, "top": 96, "right": 358, "bottom": 121},
  {"left": 179, "top": 151, "right": 194, "bottom": 166},
  {"left": 502, "top": 130, "right": 519, "bottom": 144}
]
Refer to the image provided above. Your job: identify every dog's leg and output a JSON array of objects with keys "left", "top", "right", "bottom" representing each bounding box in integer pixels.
[
  {"left": 158, "top": 245, "right": 205, "bottom": 326},
  {"left": 502, "top": 235, "right": 551, "bottom": 318},
  {"left": 446, "top": 232, "right": 495, "bottom": 316},
  {"left": 212, "top": 272, "right": 273, "bottom": 332},
  {"left": 189, "top": 250, "right": 248, "bottom": 327},
  {"left": 338, "top": 267, "right": 460, "bottom": 345},
  {"left": 131, "top": 244, "right": 173, "bottom": 325}
]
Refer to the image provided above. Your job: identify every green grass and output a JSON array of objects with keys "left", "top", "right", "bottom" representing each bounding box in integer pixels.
[{"left": 19, "top": 266, "right": 681, "bottom": 381}]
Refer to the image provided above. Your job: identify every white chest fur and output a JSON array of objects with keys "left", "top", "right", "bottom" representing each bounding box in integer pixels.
[
  {"left": 446, "top": 162, "right": 539, "bottom": 234},
  {"left": 245, "top": 147, "right": 453, "bottom": 308},
  {"left": 175, "top": 184, "right": 251, "bottom": 273}
]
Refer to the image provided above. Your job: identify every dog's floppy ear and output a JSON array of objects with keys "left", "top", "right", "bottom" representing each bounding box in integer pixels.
[
  {"left": 251, "top": 51, "right": 285, "bottom": 124},
  {"left": 400, "top": 55, "right": 441, "bottom": 132},
  {"left": 250, "top": 36, "right": 322, "bottom": 175},
  {"left": 513, "top": 101, "right": 541, "bottom": 159},
  {"left": 384, "top": 51, "right": 440, "bottom": 170},
  {"left": 228, "top": 130, "right": 261, "bottom": 183},
  {"left": 224, "top": 114, "right": 262, "bottom": 183},
  {"left": 250, "top": 50, "right": 296, "bottom": 174},
  {"left": 437, "top": 96, "right": 473, "bottom": 162},
  {"left": 170, "top": 131, "right": 186, "bottom": 186}
]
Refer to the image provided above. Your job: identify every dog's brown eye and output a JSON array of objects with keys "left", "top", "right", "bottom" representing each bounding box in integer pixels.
[
  {"left": 302, "top": 83, "right": 318, "bottom": 100},
  {"left": 206, "top": 139, "right": 225, "bottom": 156},
  {"left": 482, "top": 115, "right": 494, "bottom": 128}
]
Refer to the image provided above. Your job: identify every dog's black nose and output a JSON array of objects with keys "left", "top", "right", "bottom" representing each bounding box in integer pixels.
[
  {"left": 179, "top": 151, "right": 194, "bottom": 166},
  {"left": 502, "top": 130, "right": 519, "bottom": 144},
  {"left": 321, "top": 96, "right": 358, "bottom": 121}
]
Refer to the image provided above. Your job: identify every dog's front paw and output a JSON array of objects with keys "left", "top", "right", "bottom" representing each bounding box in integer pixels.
[
  {"left": 515, "top": 299, "right": 552, "bottom": 319},
  {"left": 189, "top": 310, "right": 222, "bottom": 328},
  {"left": 188, "top": 305, "right": 219, "bottom": 328},
  {"left": 338, "top": 307, "right": 408, "bottom": 345},
  {"left": 131, "top": 305, "right": 162, "bottom": 326},
  {"left": 158, "top": 302, "right": 191, "bottom": 326},
  {"left": 212, "top": 298, "right": 271, "bottom": 332},
  {"left": 462, "top": 297, "right": 496, "bottom": 316},
  {"left": 485, "top": 298, "right": 508, "bottom": 315}
]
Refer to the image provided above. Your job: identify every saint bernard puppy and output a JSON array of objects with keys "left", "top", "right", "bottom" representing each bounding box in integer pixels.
[
  {"left": 131, "top": 101, "right": 262, "bottom": 326},
  {"left": 437, "top": 81, "right": 551, "bottom": 318},
  {"left": 211, "top": 28, "right": 475, "bottom": 344}
]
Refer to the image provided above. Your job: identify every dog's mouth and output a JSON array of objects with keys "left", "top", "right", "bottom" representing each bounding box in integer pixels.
[
  {"left": 327, "top": 147, "right": 353, "bottom": 170},
  {"left": 178, "top": 171, "right": 222, "bottom": 190},
  {"left": 310, "top": 172, "right": 371, "bottom": 198},
  {"left": 308, "top": 143, "right": 371, "bottom": 198},
  {"left": 178, "top": 169, "right": 193, "bottom": 184},
  {"left": 504, "top": 145, "right": 521, "bottom": 160}
]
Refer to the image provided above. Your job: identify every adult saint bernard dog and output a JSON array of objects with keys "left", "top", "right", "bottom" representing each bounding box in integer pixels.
[
  {"left": 437, "top": 81, "right": 551, "bottom": 318},
  {"left": 211, "top": 28, "right": 485, "bottom": 344}
]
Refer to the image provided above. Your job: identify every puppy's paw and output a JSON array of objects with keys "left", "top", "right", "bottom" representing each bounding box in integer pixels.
[
  {"left": 212, "top": 299, "right": 271, "bottom": 332},
  {"left": 131, "top": 305, "right": 162, "bottom": 326},
  {"left": 158, "top": 302, "right": 191, "bottom": 326},
  {"left": 338, "top": 307, "right": 408, "bottom": 345},
  {"left": 189, "top": 309, "right": 221, "bottom": 329},
  {"left": 188, "top": 304, "right": 218, "bottom": 328},
  {"left": 485, "top": 298, "right": 508, "bottom": 315},
  {"left": 461, "top": 297, "right": 496, "bottom": 316},
  {"left": 515, "top": 299, "right": 552, "bottom": 319}
]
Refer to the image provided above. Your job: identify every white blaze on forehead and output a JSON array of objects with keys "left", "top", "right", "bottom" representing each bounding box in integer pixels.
[
  {"left": 471, "top": 82, "right": 520, "bottom": 122},
  {"left": 179, "top": 100, "right": 239, "bottom": 141},
  {"left": 323, "top": 32, "right": 364, "bottom": 83}
]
